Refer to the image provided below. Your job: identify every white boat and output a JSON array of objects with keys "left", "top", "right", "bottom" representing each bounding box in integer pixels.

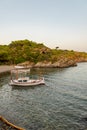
[
  {"left": 9, "top": 67, "right": 45, "bottom": 87},
  {"left": 9, "top": 77, "right": 45, "bottom": 86},
  {"left": 14, "top": 65, "right": 25, "bottom": 69}
]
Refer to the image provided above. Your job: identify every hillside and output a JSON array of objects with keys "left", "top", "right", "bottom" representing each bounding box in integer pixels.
[{"left": 0, "top": 39, "right": 87, "bottom": 67}]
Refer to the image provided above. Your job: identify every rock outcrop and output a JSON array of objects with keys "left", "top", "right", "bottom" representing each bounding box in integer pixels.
[
  {"left": 75, "top": 57, "right": 87, "bottom": 62},
  {"left": 18, "top": 58, "right": 77, "bottom": 68},
  {"left": 52, "top": 59, "right": 77, "bottom": 68}
]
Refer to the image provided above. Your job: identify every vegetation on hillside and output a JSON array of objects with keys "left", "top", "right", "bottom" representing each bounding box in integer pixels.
[{"left": 0, "top": 39, "right": 87, "bottom": 65}]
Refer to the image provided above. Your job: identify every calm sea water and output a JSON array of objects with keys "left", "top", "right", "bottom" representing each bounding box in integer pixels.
[{"left": 0, "top": 63, "right": 87, "bottom": 130}]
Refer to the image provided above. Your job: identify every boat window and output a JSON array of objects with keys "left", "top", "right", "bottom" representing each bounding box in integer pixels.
[
  {"left": 18, "top": 80, "right": 22, "bottom": 82},
  {"left": 23, "top": 80, "right": 27, "bottom": 82}
]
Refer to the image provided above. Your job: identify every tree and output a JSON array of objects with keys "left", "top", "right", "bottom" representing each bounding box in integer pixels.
[{"left": 55, "top": 46, "right": 59, "bottom": 50}]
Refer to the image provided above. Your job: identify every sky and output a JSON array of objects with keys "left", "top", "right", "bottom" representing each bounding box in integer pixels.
[{"left": 0, "top": 0, "right": 87, "bottom": 52}]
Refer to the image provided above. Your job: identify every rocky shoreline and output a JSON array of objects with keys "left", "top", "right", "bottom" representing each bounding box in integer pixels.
[
  {"left": 34, "top": 59, "right": 77, "bottom": 68},
  {"left": 0, "top": 58, "right": 87, "bottom": 74},
  {"left": 18, "top": 58, "right": 77, "bottom": 68},
  {"left": 18, "top": 56, "right": 87, "bottom": 68}
]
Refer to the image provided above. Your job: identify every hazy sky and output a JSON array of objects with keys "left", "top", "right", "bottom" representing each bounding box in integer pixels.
[{"left": 0, "top": 0, "right": 87, "bottom": 51}]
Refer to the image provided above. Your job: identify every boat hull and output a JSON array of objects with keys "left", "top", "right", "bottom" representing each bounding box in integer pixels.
[{"left": 9, "top": 78, "right": 45, "bottom": 87}]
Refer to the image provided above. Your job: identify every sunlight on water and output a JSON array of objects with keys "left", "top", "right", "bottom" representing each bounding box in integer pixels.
[{"left": 0, "top": 63, "right": 87, "bottom": 130}]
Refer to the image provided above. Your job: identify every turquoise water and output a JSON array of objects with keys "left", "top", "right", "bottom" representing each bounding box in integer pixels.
[{"left": 0, "top": 63, "right": 87, "bottom": 130}]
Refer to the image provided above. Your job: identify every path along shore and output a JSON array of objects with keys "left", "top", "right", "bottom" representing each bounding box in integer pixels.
[{"left": 0, "top": 65, "right": 14, "bottom": 74}]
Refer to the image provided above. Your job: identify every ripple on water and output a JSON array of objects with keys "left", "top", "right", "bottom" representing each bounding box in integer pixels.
[{"left": 0, "top": 63, "right": 87, "bottom": 130}]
